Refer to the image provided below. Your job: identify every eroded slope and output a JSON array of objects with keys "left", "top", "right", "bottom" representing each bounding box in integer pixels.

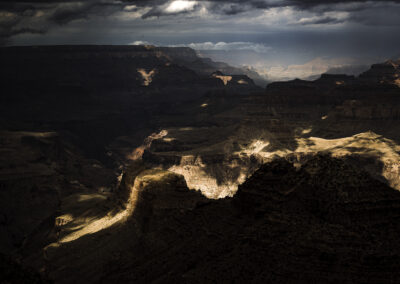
[{"left": 39, "top": 155, "right": 400, "bottom": 283}]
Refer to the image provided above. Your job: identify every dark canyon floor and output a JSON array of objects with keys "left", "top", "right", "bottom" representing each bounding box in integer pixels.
[{"left": 1, "top": 45, "right": 400, "bottom": 283}]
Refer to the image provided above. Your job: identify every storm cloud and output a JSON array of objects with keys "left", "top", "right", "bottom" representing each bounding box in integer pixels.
[
  {"left": 2, "top": 0, "right": 400, "bottom": 42},
  {"left": 1, "top": 0, "right": 400, "bottom": 80}
]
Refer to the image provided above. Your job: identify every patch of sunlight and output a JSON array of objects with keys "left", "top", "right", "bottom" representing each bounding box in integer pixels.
[
  {"left": 137, "top": 68, "right": 156, "bottom": 86},
  {"left": 127, "top": 129, "right": 168, "bottom": 160},
  {"left": 238, "top": 79, "right": 249, "bottom": 85},
  {"left": 260, "top": 149, "right": 292, "bottom": 159},
  {"left": 58, "top": 182, "right": 141, "bottom": 244},
  {"left": 167, "top": 141, "right": 295, "bottom": 199},
  {"left": 395, "top": 78, "right": 400, "bottom": 87},
  {"left": 55, "top": 169, "right": 181, "bottom": 245},
  {"left": 92, "top": 163, "right": 102, "bottom": 168},
  {"left": 138, "top": 169, "right": 175, "bottom": 183},
  {"left": 57, "top": 171, "right": 182, "bottom": 244},
  {"left": 167, "top": 139, "right": 287, "bottom": 199},
  {"left": 295, "top": 131, "right": 400, "bottom": 190},
  {"left": 3, "top": 131, "right": 57, "bottom": 138},
  {"left": 55, "top": 214, "right": 73, "bottom": 227},
  {"left": 58, "top": 209, "right": 131, "bottom": 243},
  {"left": 241, "top": 140, "right": 270, "bottom": 155},
  {"left": 169, "top": 161, "right": 242, "bottom": 199},
  {"left": 117, "top": 172, "right": 123, "bottom": 183},
  {"left": 321, "top": 115, "right": 328, "bottom": 120},
  {"left": 201, "top": 103, "right": 208, "bottom": 107},
  {"left": 76, "top": 194, "right": 107, "bottom": 202},
  {"left": 296, "top": 132, "right": 387, "bottom": 155},
  {"left": 232, "top": 138, "right": 273, "bottom": 158},
  {"left": 301, "top": 128, "right": 312, "bottom": 134},
  {"left": 179, "top": 127, "right": 194, "bottom": 131},
  {"left": 213, "top": 74, "right": 232, "bottom": 86},
  {"left": 336, "top": 81, "right": 344, "bottom": 85}
]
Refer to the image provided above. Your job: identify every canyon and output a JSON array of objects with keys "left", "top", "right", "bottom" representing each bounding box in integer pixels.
[{"left": 1, "top": 45, "right": 400, "bottom": 283}]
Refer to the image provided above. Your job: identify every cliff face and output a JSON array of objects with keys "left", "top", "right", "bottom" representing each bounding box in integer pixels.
[
  {"left": 0, "top": 45, "right": 225, "bottom": 95},
  {"left": 157, "top": 46, "right": 200, "bottom": 63},
  {"left": 0, "top": 45, "right": 262, "bottom": 95},
  {"left": 0, "top": 130, "right": 117, "bottom": 256},
  {"left": 138, "top": 64, "right": 400, "bottom": 198},
  {"left": 38, "top": 155, "right": 400, "bottom": 283},
  {"left": 2, "top": 46, "right": 400, "bottom": 283},
  {"left": 359, "top": 60, "right": 400, "bottom": 86},
  {"left": 0, "top": 45, "right": 260, "bottom": 159},
  {"left": 156, "top": 47, "right": 269, "bottom": 87},
  {"left": 0, "top": 45, "right": 262, "bottom": 265}
]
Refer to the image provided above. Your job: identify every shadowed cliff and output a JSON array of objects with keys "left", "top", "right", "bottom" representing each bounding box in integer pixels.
[
  {"left": 34, "top": 154, "right": 400, "bottom": 283},
  {"left": 1, "top": 46, "right": 400, "bottom": 283}
]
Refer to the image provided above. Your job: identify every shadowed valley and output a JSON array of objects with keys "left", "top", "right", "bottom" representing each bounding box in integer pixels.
[{"left": 1, "top": 45, "right": 400, "bottom": 283}]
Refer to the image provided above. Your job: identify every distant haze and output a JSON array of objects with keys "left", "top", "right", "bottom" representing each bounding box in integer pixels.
[{"left": 196, "top": 48, "right": 376, "bottom": 81}]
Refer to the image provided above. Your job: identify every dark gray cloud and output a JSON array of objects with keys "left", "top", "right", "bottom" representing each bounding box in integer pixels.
[
  {"left": 1, "top": 0, "right": 400, "bottom": 45},
  {"left": 299, "top": 16, "right": 345, "bottom": 25},
  {"left": 0, "top": 1, "right": 124, "bottom": 43},
  {"left": 201, "top": 0, "right": 400, "bottom": 10},
  {"left": 49, "top": 1, "right": 123, "bottom": 25}
]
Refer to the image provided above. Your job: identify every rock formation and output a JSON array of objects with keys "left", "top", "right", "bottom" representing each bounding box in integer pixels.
[
  {"left": 137, "top": 63, "right": 400, "bottom": 198},
  {"left": 34, "top": 155, "right": 400, "bottom": 283},
  {"left": 359, "top": 59, "right": 400, "bottom": 86},
  {"left": 1, "top": 46, "right": 400, "bottom": 283}
]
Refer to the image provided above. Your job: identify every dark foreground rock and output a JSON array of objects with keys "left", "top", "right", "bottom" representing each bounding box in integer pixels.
[{"left": 40, "top": 155, "right": 400, "bottom": 283}]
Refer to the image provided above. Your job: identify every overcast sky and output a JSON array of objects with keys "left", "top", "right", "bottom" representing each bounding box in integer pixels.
[{"left": 2, "top": 0, "right": 400, "bottom": 79}]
